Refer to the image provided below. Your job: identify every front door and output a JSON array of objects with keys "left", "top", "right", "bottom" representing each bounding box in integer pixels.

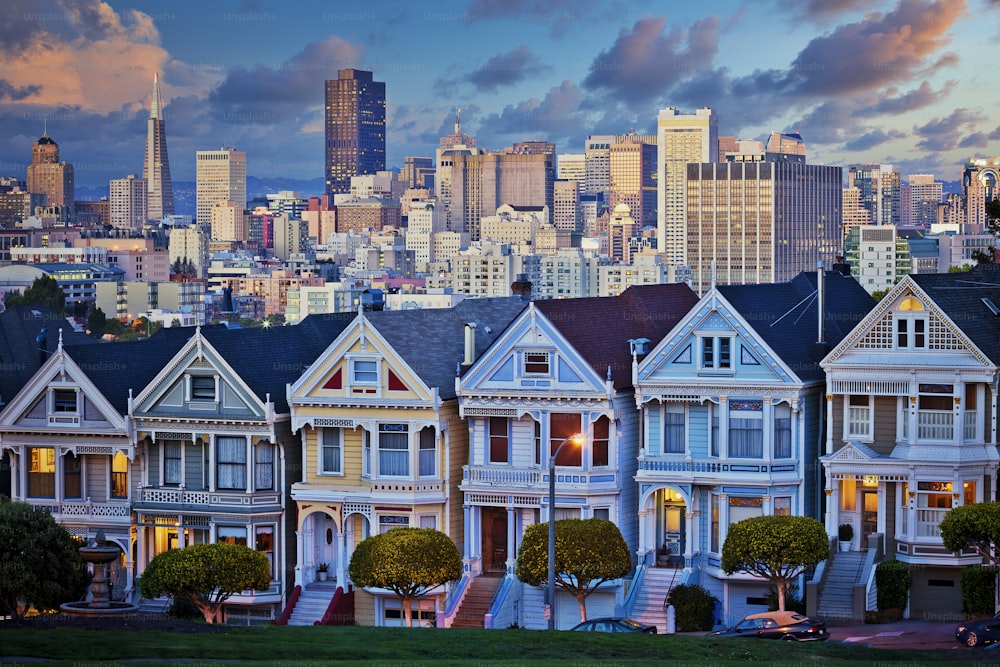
[
  {"left": 862, "top": 491, "right": 878, "bottom": 544},
  {"left": 482, "top": 507, "right": 508, "bottom": 572}
]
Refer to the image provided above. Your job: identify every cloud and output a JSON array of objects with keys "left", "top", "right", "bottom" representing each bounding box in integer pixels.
[
  {"left": 477, "top": 80, "right": 587, "bottom": 144},
  {"left": 732, "top": 0, "right": 966, "bottom": 98},
  {"left": 842, "top": 128, "right": 907, "bottom": 151},
  {"left": 582, "top": 15, "right": 721, "bottom": 106},
  {"left": 774, "top": 0, "right": 869, "bottom": 22},
  {"left": 465, "top": 0, "right": 597, "bottom": 36},
  {"left": 466, "top": 46, "right": 549, "bottom": 92},
  {"left": 854, "top": 80, "right": 956, "bottom": 117},
  {"left": 914, "top": 107, "right": 985, "bottom": 151}
]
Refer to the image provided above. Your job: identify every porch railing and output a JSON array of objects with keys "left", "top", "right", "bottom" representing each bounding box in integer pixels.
[
  {"left": 915, "top": 507, "right": 948, "bottom": 538},
  {"left": 917, "top": 410, "right": 953, "bottom": 441}
]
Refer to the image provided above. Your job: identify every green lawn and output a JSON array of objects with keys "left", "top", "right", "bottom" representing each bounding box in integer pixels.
[{"left": 0, "top": 624, "right": 976, "bottom": 667}]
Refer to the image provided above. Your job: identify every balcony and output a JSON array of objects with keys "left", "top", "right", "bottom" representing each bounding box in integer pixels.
[
  {"left": 135, "top": 488, "right": 282, "bottom": 511},
  {"left": 917, "top": 411, "right": 953, "bottom": 441},
  {"left": 462, "top": 465, "right": 617, "bottom": 492},
  {"left": 636, "top": 457, "right": 798, "bottom": 479},
  {"left": 28, "top": 500, "right": 130, "bottom": 524}
]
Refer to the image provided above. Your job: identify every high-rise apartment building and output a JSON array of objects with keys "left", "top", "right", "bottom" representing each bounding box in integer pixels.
[
  {"left": 764, "top": 130, "right": 807, "bottom": 162},
  {"left": 842, "top": 186, "right": 872, "bottom": 243},
  {"left": 907, "top": 174, "right": 943, "bottom": 229},
  {"left": 553, "top": 179, "right": 583, "bottom": 232},
  {"left": 143, "top": 73, "right": 174, "bottom": 221},
  {"left": 324, "top": 69, "right": 386, "bottom": 195},
  {"left": 609, "top": 134, "right": 656, "bottom": 228},
  {"left": 584, "top": 135, "right": 614, "bottom": 196},
  {"left": 849, "top": 163, "right": 901, "bottom": 226},
  {"left": 109, "top": 174, "right": 147, "bottom": 231},
  {"left": 196, "top": 147, "right": 246, "bottom": 227},
  {"left": 962, "top": 158, "right": 1000, "bottom": 228},
  {"left": 451, "top": 150, "right": 554, "bottom": 241},
  {"left": 557, "top": 153, "right": 586, "bottom": 182},
  {"left": 210, "top": 200, "right": 248, "bottom": 243},
  {"left": 401, "top": 156, "right": 434, "bottom": 189},
  {"left": 685, "top": 160, "right": 842, "bottom": 293},
  {"left": 26, "top": 132, "right": 74, "bottom": 221},
  {"left": 656, "top": 107, "right": 718, "bottom": 262}
]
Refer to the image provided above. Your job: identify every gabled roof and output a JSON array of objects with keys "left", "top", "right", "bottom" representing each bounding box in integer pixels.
[
  {"left": 365, "top": 297, "right": 526, "bottom": 400},
  {"left": 534, "top": 284, "right": 700, "bottom": 390},
  {"left": 909, "top": 263, "right": 1000, "bottom": 365},
  {"left": 718, "top": 271, "right": 875, "bottom": 382},
  {"left": 65, "top": 313, "right": 357, "bottom": 415},
  {"left": 0, "top": 305, "right": 94, "bottom": 405}
]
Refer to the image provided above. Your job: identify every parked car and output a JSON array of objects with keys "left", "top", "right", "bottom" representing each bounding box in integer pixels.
[
  {"left": 956, "top": 613, "right": 1000, "bottom": 647},
  {"left": 571, "top": 617, "right": 658, "bottom": 633},
  {"left": 707, "top": 611, "right": 829, "bottom": 641}
]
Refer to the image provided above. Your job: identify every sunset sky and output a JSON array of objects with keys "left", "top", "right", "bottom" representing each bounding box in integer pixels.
[{"left": 2, "top": 0, "right": 998, "bottom": 188}]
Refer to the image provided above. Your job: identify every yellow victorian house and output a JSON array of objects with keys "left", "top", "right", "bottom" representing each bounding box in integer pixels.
[{"left": 287, "top": 299, "right": 523, "bottom": 626}]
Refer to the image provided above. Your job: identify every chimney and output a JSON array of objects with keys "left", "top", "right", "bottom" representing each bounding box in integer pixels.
[
  {"left": 463, "top": 322, "right": 477, "bottom": 366},
  {"left": 510, "top": 273, "right": 532, "bottom": 302},
  {"left": 832, "top": 254, "right": 851, "bottom": 276}
]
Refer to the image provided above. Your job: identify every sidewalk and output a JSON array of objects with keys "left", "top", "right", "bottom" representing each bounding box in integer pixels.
[{"left": 826, "top": 618, "right": 959, "bottom": 650}]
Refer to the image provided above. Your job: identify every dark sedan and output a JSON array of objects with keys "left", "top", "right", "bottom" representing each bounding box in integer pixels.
[
  {"left": 571, "top": 617, "right": 658, "bottom": 633},
  {"left": 956, "top": 613, "right": 1000, "bottom": 647},
  {"left": 707, "top": 611, "right": 829, "bottom": 641}
]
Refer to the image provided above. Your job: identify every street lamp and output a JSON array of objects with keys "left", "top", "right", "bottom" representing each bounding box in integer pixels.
[{"left": 548, "top": 433, "right": 584, "bottom": 631}]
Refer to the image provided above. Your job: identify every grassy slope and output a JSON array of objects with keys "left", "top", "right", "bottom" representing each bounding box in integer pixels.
[{"left": 0, "top": 625, "right": 976, "bottom": 666}]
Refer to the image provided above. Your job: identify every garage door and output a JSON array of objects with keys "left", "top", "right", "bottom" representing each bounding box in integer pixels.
[{"left": 908, "top": 566, "right": 961, "bottom": 619}]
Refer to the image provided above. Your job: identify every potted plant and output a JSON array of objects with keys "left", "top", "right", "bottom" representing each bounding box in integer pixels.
[
  {"left": 317, "top": 563, "right": 329, "bottom": 581},
  {"left": 838, "top": 524, "right": 854, "bottom": 552}
]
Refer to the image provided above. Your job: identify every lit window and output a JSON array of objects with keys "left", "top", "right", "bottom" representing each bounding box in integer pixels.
[{"left": 111, "top": 451, "right": 129, "bottom": 499}]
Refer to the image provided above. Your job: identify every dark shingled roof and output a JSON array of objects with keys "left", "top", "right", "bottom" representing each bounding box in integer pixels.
[
  {"left": 718, "top": 271, "right": 876, "bottom": 382},
  {"left": 0, "top": 305, "right": 94, "bottom": 406},
  {"left": 65, "top": 313, "right": 358, "bottom": 415},
  {"left": 365, "top": 297, "right": 526, "bottom": 400},
  {"left": 909, "top": 263, "right": 1000, "bottom": 365},
  {"left": 534, "top": 284, "right": 700, "bottom": 390}
]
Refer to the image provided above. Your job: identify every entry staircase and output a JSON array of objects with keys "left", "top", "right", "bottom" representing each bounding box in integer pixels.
[
  {"left": 816, "top": 551, "right": 865, "bottom": 623},
  {"left": 286, "top": 580, "right": 340, "bottom": 626},
  {"left": 631, "top": 566, "right": 683, "bottom": 633},
  {"left": 450, "top": 572, "right": 504, "bottom": 629}
]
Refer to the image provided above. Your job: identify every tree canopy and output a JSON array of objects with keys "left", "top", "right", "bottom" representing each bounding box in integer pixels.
[
  {"left": 138, "top": 542, "right": 271, "bottom": 623},
  {"left": 4, "top": 276, "right": 65, "bottom": 315},
  {"left": 721, "top": 515, "right": 829, "bottom": 611},
  {"left": 348, "top": 527, "right": 462, "bottom": 627},
  {"left": 515, "top": 518, "right": 632, "bottom": 623},
  {"left": 940, "top": 502, "right": 1000, "bottom": 564},
  {"left": 0, "top": 497, "right": 88, "bottom": 618}
]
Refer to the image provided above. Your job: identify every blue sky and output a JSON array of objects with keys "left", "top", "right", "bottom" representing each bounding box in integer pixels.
[{"left": 2, "top": 0, "right": 998, "bottom": 188}]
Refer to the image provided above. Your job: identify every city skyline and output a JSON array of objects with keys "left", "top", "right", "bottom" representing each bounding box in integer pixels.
[{"left": 1, "top": 0, "right": 998, "bottom": 188}]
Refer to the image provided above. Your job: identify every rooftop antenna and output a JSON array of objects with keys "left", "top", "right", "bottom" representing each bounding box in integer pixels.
[{"left": 455, "top": 107, "right": 461, "bottom": 134}]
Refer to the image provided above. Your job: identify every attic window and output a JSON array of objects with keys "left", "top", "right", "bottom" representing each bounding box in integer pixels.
[
  {"left": 523, "top": 351, "right": 550, "bottom": 375},
  {"left": 53, "top": 389, "right": 77, "bottom": 413},
  {"left": 190, "top": 376, "right": 216, "bottom": 401}
]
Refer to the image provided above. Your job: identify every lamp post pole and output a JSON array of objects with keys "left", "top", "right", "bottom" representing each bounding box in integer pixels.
[{"left": 547, "top": 434, "right": 582, "bottom": 631}]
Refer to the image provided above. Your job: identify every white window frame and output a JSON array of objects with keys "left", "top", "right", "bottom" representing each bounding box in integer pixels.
[
  {"left": 663, "top": 404, "right": 686, "bottom": 454},
  {"left": 895, "top": 314, "right": 927, "bottom": 350},
  {"left": 698, "top": 335, "right": 734, "bottom": 371},
  {"left": 188, "top": 374, "right": 217, "bottom": 402},
  {"left": 51, "top": 387, "right": 78, "bottom": 414},
  {"left": 349, "top": 357, "right": 380, "bottom": 385},
  {"left": 418, "top": 427, "right": 436, "bottom": 477},
  {"left": 377, "top": 423, "right": 409, "bottom": 478},
  {"left": 319, "top": 427, "right": 343, "bottom": 476},
  {"left": 522, "top": 350, "right": 551, "bottom": 376},
  {"left": 843, "top": 394, "right": 874, "bottom": 442}
]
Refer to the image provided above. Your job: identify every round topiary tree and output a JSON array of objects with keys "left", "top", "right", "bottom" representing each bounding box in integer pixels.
[
  {"left": 667, "top": 583, "right": 719, "bottom": 631},
  {"left": 348, "top": 527, "right": 462, "bottom": 628},
  {"left": 138, "top": 542, "right": 271, "bottom": 623},
  {"left": 721, "top": 515, "right": 829, "bottom": 611},
  {"left": 515, "top": 518, "right": 632, "bottom": 623}
]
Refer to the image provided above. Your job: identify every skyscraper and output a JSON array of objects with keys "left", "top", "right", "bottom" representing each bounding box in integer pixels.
[
  {"left": 196, "top": 147, "right": 247, "bottom": 227},
  {"left": 26, "top": 132, "right": 74, "bottom": 221},
  {"left": 609, "top": 134, "right": 656, "bottom": 228},
  {"left": 848, "top": 164, "right": 901, "bottom": 227},
  {"left": 324, "top": 69, "right": 386, "bottom": 195},
  {"left": 963, "top": 158, "right": 1000, "bottom": 228},
  {"left": 144, "top": 73, "right": 174, "bottom": 221},
  {"left": 110, "top": 174, "right": 147, "bottom": 231},
  {"left": 656, "top": 107, "right": 718, "bottom": 262},
  {"left": 907, "top": 174, "right": 943, "bottom": 229}
]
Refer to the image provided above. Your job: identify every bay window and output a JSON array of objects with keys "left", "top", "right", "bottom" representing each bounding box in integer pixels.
[
  {"left": 63, "top": 453, "right": 81, "bottom": 499},
  {"left": 592, "top": 416, "right": 610, "bottom": 466},
  {"left": 320, "top": 428, "right": 342, "bottom": 475},
  {"left": 488, "top": 417, "right": 509, "bottom": 464},
  {"left": 773, "top": 404, "right": 792, "bottom": 458},
  {"left": 255, "top": 441, "right": 274, "bottom": 490},
  {"left": 419, "top": 427, "right": 436, "bottom": 477},
  {"left": 111, "top": 451, "right": 129, "bottom": 499},
  {"left": 728, "top": 401, "right": 763, "bottom": 458},
  {"left": 550, "top": 413, "right": 582, "bottom": 466},
  {"left": 663, "top": 405, "right": 685, "bottom": 454},
  {"left": 216, "top": 436, "right": 247, "bottom": 490},
  {"left": 378, "top": 424, "right": 409, "bottom": 476},
  {"left": 163, "top": 441, "right": 182, "bottom": 486}
]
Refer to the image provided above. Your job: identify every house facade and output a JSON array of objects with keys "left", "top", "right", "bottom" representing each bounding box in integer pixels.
[
  {"left": 820, "top": 266, "right": 1000, "bottom": 617},
  {"left": 287, "top": 299, "right": 523, "bottom": 626},
  {"left": 633, "top": 270, "right": 873, "bottom": 624},
  {"left": 456, "top": 285, "right": 699, "bottom": 629}
]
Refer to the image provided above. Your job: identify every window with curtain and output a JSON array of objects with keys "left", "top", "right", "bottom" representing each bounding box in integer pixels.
[
  {"left": 488, "top": 417, "right": 508, "bottom": 463},
  {"left": 321, "top": 428, "right": 341, "bottom": 474},
  {"left": 663, "top": 405, "right": 685, "bottom": 454},
  {"left": 728, "top": 401, "right": 763, "bottom": 458},
  {"left": 379, "top": 424, "right": 409, "bottom": 476},
  {"left": 63, "top": 453, "right": 81, "bottom": 499},
  {"left": 419, "top": 427, "right": 435, "bottom": 477},
  {"left": 710, "top": 409, "right": 719, "bottom": 457},
  {"left": 164, "top": 441, "right": 182, "bottom": 485},
  {"left": 217, "top": 436, "right": 247, "bottom": 490},
  {"left": 550, "top": 413, "right": 582, "bottom": 466},
  {"left": 255, "top": 442, "right": 274, "bottom": 490},
  {"left": 774, "top": 404, "right": 792, "bottom": 459},
  {"left": 111, "top": 451, "right": 129, "bottom": 499},
  {"left": 592, "top": 416, "right": 610, "bottom": 466}
]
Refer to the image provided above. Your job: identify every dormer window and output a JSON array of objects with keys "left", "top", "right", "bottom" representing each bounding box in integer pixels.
[
  {"left": 700, "top": 336, "right": 733, "bottom": 370},
  {"left": 190, "top": 375, "right": 216, "bottom": 401},
  {"left": 523, "top": 351, "right": 550, "bottom": 375},
  {"left": 351, "top": 359, "right": 379, "bottom": 384},
  {"left": 53, "top": 389, "right": 77, "bottom": 413},
  {"left": 895, "top": 316, "right": 926, "bottom": 350}
]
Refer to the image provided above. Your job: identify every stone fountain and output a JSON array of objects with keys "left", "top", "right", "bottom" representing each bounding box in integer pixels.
[{"left": 60, "top": 529, "right": 138, "bottom": 616}]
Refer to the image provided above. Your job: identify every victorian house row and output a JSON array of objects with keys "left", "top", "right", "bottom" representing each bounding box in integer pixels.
[{"left": 6, "top": 263, "right": 1000, "bottom": 626}]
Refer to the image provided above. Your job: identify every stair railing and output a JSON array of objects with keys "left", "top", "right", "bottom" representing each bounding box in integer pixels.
[
  {"left": 485, "top": 574, "right": 517, "bottom": 629},
  {"left": 270, "top": 584, "right": 301, "bottom": 625},
  {"left": 621, "top": 552, "right": 649, "bottom": 617},
  {"left": 437, "top": 573, "right": 471, "bottom": 628}
]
